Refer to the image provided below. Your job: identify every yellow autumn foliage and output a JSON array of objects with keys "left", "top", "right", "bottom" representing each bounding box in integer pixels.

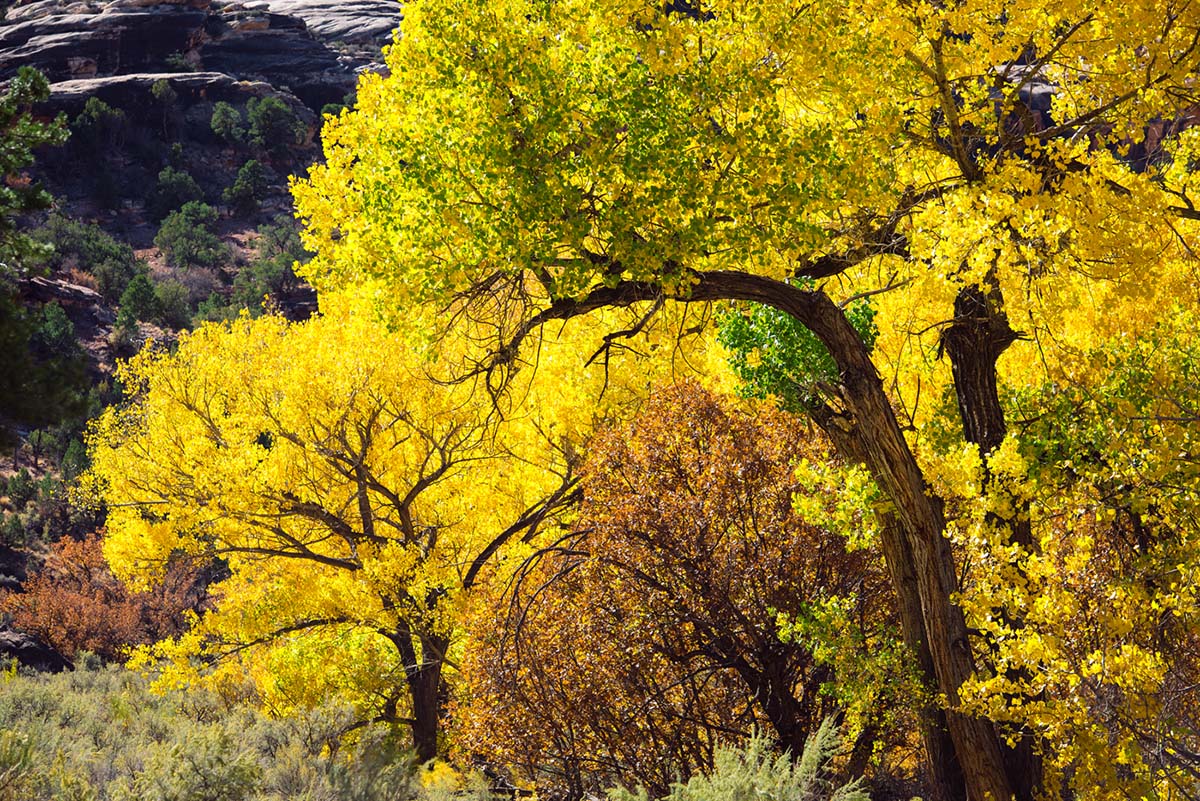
[{"left": 87, "top": 289, "right": 729, "bottom": 756}]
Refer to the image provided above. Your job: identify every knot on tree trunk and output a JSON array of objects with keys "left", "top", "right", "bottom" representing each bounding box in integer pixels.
[
  {"left": 941, "top": 284, "right": 1020, "bottom": 366},
  {"left": 940, "top": 283, "right": 1021, "bottom": 456}
]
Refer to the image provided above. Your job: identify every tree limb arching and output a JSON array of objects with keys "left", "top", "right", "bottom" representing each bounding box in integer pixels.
[{"left": 467, "top": 266, "right": 1013, "bottom": 801}]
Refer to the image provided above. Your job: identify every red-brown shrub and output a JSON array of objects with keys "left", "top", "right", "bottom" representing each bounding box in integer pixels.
[{"left": 1, "top": 532, "right": 206, "bottom": 661}]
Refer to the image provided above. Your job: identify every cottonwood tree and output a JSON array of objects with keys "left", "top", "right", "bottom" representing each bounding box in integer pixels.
[
  {"left": 292, "top": 1, "right": 1200, "bottom": 798},
  {"left": 86, "top": 293, "right": 714, "bottom": 761},
  {"left": 87, "top": 297, "right": 585, "bottom": 760}
]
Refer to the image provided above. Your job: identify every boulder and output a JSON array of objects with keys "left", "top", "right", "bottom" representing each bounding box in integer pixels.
[
  {"left": 0, "top": 627, "right": 73, "bottom": 673},
  {"left": 18, "top": 276, "right": 117, "bottom": 337}
]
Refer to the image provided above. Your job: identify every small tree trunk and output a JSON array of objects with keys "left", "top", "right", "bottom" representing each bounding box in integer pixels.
[
  {"left": 941, "top": 280, "right": 1043, "bottom": 801},
  {"left": 408, "top": 643, "right": 445, "bottom": 763},
  {"left": 389, "top": 622, "right": 448, "bottom": 763}
]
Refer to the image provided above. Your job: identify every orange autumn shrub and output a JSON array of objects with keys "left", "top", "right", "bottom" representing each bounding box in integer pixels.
[
  {"left": 455, "top": 383, "right": 913, "bottom": 798},
  {"left": 1, "top": 533, "right": 206, "bottom": 661}
]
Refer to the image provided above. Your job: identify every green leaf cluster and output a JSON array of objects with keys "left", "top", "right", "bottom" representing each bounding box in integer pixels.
[
  {"left": 154, "top": 202, "right": 229, "bottom": 271},
  {"left": 718, "top": 288, "right": 877, "bottom": 412}
]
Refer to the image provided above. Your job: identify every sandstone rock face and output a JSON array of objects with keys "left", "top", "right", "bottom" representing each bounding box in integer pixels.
[
  {"left": 43, "top": 71, "right": 318, "bottom": 145},
  {"left": 0, "top": 0, "right": 400, "bottom": 110},
  {"left": 47, "top": 70, "right": 291, "bottom": 107},
  {"left": 246, "top": 0, "right": 398, "bottom": 45},
  {"left": 0, "top": 2, "right": 210, "bottom": 83}
]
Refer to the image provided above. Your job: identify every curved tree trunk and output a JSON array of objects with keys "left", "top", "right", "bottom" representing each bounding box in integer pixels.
[
  {"left": 521, "top": 269, "right": 1042, "bottom": 799},
  {"left": 692, "top": 271, "right": 1017, "bottom": 801}
]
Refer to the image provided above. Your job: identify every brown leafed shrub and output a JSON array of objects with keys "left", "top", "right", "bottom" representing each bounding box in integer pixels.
[
  {"left": 0, "top": 533, "right": 206, "bottom": 661},
  {"left": 455, "top": 382, "right": 909, "bottom": 798}
]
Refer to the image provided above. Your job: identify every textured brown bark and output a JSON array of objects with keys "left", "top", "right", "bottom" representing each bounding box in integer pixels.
[
  {"left": 819, "top": 420, "right": 966, "bottom": 801},
  {"left": 838, "top": 362, "right": 1012, "bottom": 801},
  {"left": 408, "top": 635, "right": 447, "bottom": 763}
]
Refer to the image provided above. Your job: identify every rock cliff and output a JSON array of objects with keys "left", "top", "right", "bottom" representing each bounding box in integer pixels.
[{"left": 0, "top": 0, "right": 399, "bottom": 110}]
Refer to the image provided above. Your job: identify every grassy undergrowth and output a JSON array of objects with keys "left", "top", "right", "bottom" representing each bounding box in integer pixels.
[
  {"left": 0, "top": 660, "right": 434, "bottom": 801},
  {"left": 0, "top": 661, "right": 866, "bottom": 801}
]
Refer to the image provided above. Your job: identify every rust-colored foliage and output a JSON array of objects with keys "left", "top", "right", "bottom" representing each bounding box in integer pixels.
[
  {"left": 1, "top": 533, "right": 205, "bottom": 661},
  {"left": 456, "top": 383, "right": 902, "bottom": 798}
]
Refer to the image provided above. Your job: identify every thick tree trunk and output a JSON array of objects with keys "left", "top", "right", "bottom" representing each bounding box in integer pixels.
[
  {"left": 408, "top": 637, "right": 446, "bottom": 763},
  {"left": 819, "top": 421, "right": 966, "bottom": 801},
  {"left": 838, "top": 364, "right": 1013, "bottom": 801},
  {"left": 723, "top": 647, "right": 812, "bottom": 756}
]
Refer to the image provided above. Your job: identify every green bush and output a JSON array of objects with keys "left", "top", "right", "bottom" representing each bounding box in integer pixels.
[
  {"left": 153, "top": 279, "right": 191, "bottom": 330},
  {"left": 0, "top": 728, "right": 37, "bottom": 801},
  {"left": 193, "top": 293, "right": 238, "bottom": 325},
  {"left": 34, "top": 215, "right": 144, "bottom": 301},
  {"left": 222, "top": 160, "right": 270, "bottom": 216},
  {"left": 231, "top": 252, "right": 290, "bottom": 313},
  {"left": 72, "top": 97, "right": 126, "bottom": 152},
  {"left": 116, "top": 274, "right": 158, "bottom": 330},
  {"left": 154, "top": 202, "right": 229, "bottom": 271},
  {"left": 0, "top": 666, "right": 429, "bottom": 801},
  {"left": 5, "top": 470, "right": 35, "bottom": 510},
  {"left": 60, "top": 438, "right": 88, "bottom": 480},
  {"left": 0, "top": 292, "right": 88, "bottom": 429},
  {"left": 31, "top": 303, "right": 76, "bottom": 359},
  {"left": 254, "top": 215, "right": 311, "bottom": 264},
  {"left": 210, "top": 102, "right": 244, "bottom": 145},
  {"left": 191, "top": 216, "right": 311, "bottom": 321},
  {"left": 609, "top": 725, "right": 869, "bottom": 801},
  {"left": 148, "top": 167, "right": 203, "bottom": 222},
  {"left": 246, "top": 96, "right": 304, "bottom": 158},
  {"left": 164, "top": 53, "right": 194, "bottom": 73},
  {"left": 112, "top": 728, "right": 261, "bottom": 801},
  {"left": 0, "top": 515, "right": 23, "bottom": 548},
  {"left": 320, "top": 102, "right": 347, "bottom": 118},
  {"left": 117, "top": 275, "right": 193, "bottom": 332}
]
